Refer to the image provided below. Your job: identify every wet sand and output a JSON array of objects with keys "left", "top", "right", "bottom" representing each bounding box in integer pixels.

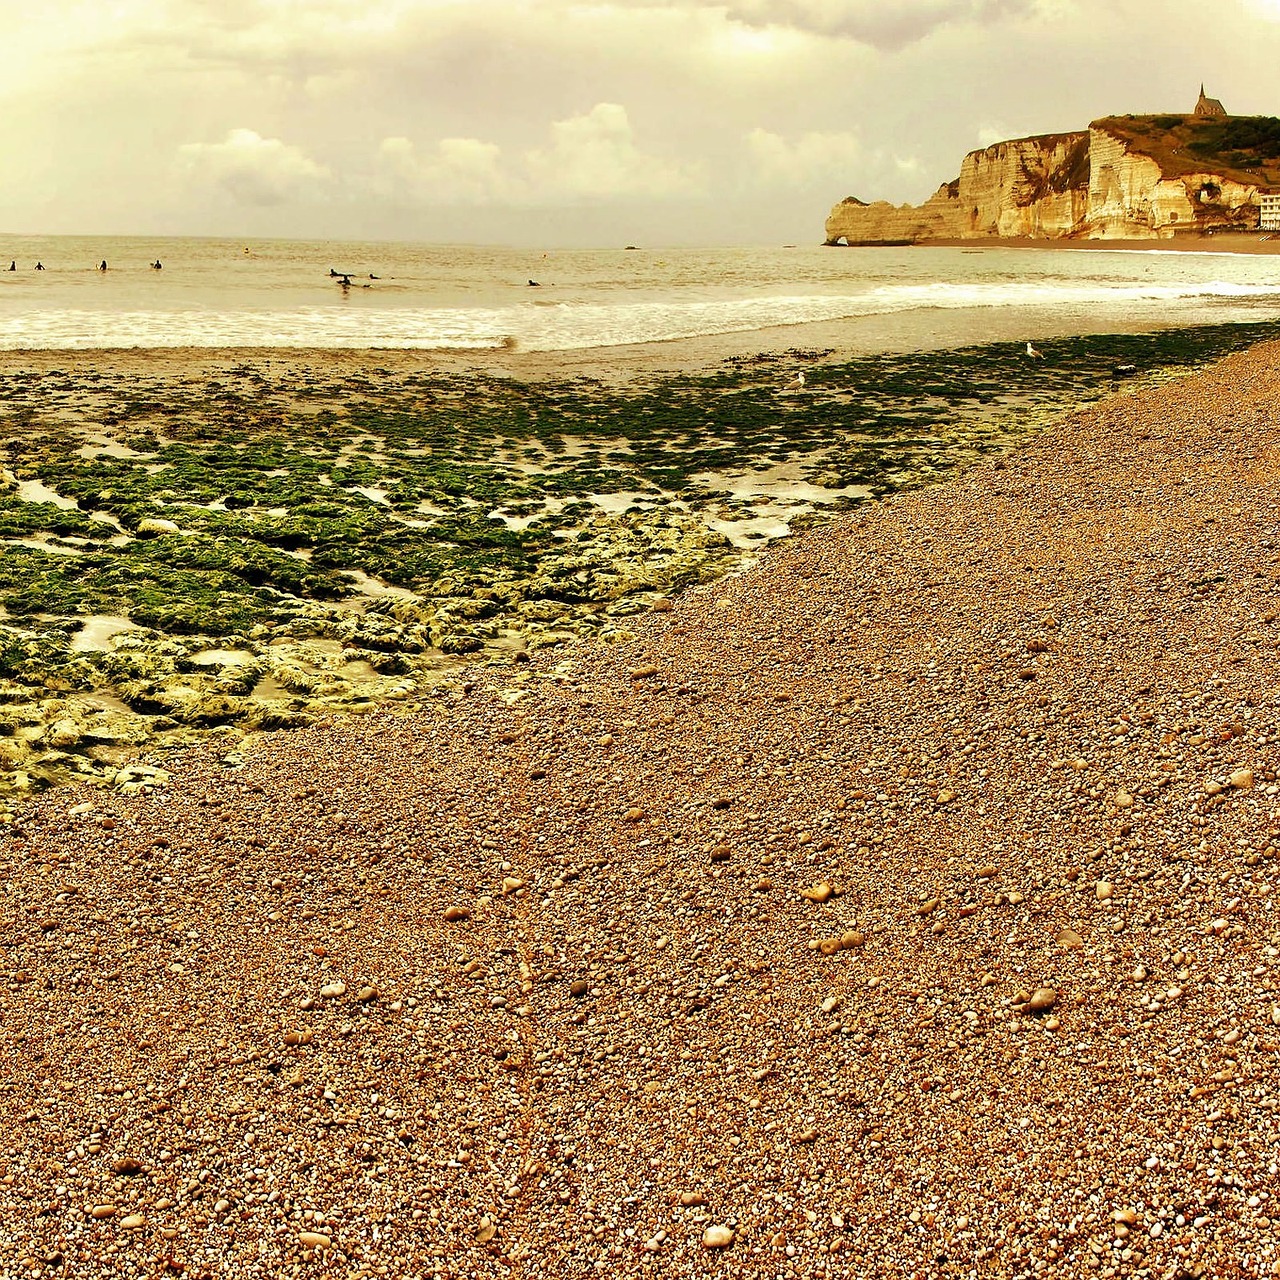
[{"left": 4, "top": 341, "right": 1280, "bottom": 1277}]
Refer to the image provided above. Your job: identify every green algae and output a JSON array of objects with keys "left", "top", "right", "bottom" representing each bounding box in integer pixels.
[{"left": 2, "top": 315, "right": 1280, "bottom": 805}]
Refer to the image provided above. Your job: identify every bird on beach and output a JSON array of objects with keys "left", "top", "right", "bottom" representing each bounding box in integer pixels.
[
  {"left": 782, "top": 370, "right": 806, "bottom": 392},
  {"left": 1025, "top": 341, "right": 1045, "bottom": 359}
]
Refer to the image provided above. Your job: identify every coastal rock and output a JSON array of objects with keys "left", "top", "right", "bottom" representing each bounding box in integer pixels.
[{"left": 826, "top": 116, "right": 1271, "bottom": 244}]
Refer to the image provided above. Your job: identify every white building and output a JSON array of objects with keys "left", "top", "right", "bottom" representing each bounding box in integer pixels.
[{"left": 1262, "top": 192, "right": 1280, "bottom": 232}]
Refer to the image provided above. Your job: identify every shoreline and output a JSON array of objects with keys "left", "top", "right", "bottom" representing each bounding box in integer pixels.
[
  {"left": 4, "top": 341, "right": 1280, "bottom": 1274},
  {"left": 844, "top": 233, "right": 1280, "bottom": 256},
  {"left": 5, "top": 317, "right": 1280, "bottom": 811}
]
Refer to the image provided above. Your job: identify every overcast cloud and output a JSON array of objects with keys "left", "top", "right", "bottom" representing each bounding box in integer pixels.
[{"left": 2, "top": 0, "right": 1278, "bottom": 245}]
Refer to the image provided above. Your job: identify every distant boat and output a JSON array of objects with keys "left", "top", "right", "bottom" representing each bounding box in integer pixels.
[{"left": 624, "top": 245, "right": 639, "bottom": 250}]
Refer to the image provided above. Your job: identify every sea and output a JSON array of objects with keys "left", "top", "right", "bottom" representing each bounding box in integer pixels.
[{"left": 2, "top": 234, "right": 1280, "bottom": 355}]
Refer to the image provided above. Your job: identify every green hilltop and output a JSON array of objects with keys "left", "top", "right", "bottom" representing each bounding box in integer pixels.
[{"left": 1094, "top": 113, "right": 1280, "bottom": 187}]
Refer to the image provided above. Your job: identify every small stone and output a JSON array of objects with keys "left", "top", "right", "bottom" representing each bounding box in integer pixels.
[
  {"left": 1096, "top": 881, "right": 1114, "bottom": 901},
  {"left": 299, "top": 1230, "right": 331, "bottom": 1250},
  {"left": 320, "top": 982, "right": 347, "bottom": 999},
  {"left": 443, "top": 906, "right": 471, "bottom": 922},
  {"left": 1115, "top": 791, "right": 1134, "bottom": 809},
  {"left": 623, "top": 807, "right": 644, "bottom": 823},
  {"left": 356, "top": 986, "right": 378, "bottom": 1003},
  {"left": 91, "top": 1205, "right": 117, "bottom": 1219},
  {"left": 916, "top": 898, "right": 939, "bottom": 915},
  {"left": 111, "top": 1157, "right": 145, "bottom": 1175},
  {"left": 120, "top": 1214, "right": 145, "bottom": 1230},
  {"left": 1230, "top": 769, "right": 1255, "bottom": 789},
  {"left": 679, "top": 1192, "right": 706, "bottom": 1207},
  {"left": 629, "top": 665, "right": 659, "bottom": 679},
  {"left": 501, "top": 876, "right": 525, "bottom": 895},
  {"left": 283, "top": 1030, "right": 314, "bottom": 1046},
  {"left": 476, "top": 1217, "right": 497, "bottom": 1244},
  {"left": 569, "top": 980, "right": 590, "bottom": 997},
  {"left": 801, "top": 882, "right": 833, "bottom": 903},
  {"left": 1023, "top": 987, "right": 1058, "bottom": 1013},
  {"left": 976, "top": 865, "right": 997, "bottom": 879},
  {"left": 703, "top": 1225, "right": 735, "bottom": 1248},
  {"left": 817, "top": 938, "right": 843, "bottom": 956},
  {"left": 1056, "top": 928, "right": 1083, "bottom": 949},
  {"left": 840, "top": 930, "right": 865, "bottom": 950},
  {"left": 936, "top": 790, "right": 956, "bottom": 804},
  {"left": 820, "top": 996, "right": 840, "bottom": 1013}
]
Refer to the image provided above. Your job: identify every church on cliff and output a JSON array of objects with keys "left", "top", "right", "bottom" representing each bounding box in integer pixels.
[{"left": 1194, "top": 85, "right": 1227, "bottom": 117}]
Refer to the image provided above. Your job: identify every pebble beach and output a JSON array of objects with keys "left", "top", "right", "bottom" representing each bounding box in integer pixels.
[{"left": 4, "top": 338, "right": 1280, "bottom": 1279}]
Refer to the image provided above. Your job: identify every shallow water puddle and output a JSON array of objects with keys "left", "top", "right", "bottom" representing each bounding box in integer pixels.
[
  {"left": 16, "top": 478, "right": 78, "bottom": 508},
  {"left": 69, "top": 615, "right": 139, "bottom": 652}
]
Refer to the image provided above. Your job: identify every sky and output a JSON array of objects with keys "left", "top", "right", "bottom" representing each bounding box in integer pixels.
[{"left": 3, "top": 0, "right": 1280, "bottom": 247}]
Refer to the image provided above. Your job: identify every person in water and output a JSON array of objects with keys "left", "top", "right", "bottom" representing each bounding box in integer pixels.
[
  {"left": 99, "top": 260, "right": 107, "bottom": 271},
  {"left": 151, "top": 260, "right": 162, "bottom": 270},
  {"left": 7, "top": 262, "right": 14, "bottom": 272},
  {"left": 35, "top": 262, "right": 44, "bottom": 270}
]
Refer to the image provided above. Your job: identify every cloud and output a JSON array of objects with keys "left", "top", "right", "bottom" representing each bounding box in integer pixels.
[
  {"left": 612, "top": 0, "right": 1050, "bottom": 49},
  {"left": 524, "top": 103, "right": 698, "bottom": 201},
  {"left": 376, "top": 135, "right": 515, "bottom": 205},
  {"left": 744, "top": 127, "right": 863, "bottom": 187},
  {"left": 375, "top": 103, "right": 699, "bottom": 207},
  {"left": 175, "top": 128, "right": 332, "bottom": 205}
]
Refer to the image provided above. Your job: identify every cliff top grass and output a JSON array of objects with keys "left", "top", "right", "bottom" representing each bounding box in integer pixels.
[{"left": 1092, "top": 113, "right": 1280, "bottom": 188}]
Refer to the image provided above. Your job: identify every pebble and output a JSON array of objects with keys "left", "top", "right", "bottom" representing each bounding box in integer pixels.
[
  {"left": 1230, "top": 768, "right": 1255, "bottom": 789},
  {"left": 680, "top": 1192, "right": 706, "bottom": 1207},
  {"left": 801, "top": 882, "right": 833, "bottom": 903},
  {"left": 320, "top": 982, "right": 347, "bottom": 999},
  {"left": 299, "top": 1230, "right": 331, "bottom": 1249},
  {"left": 1023, "top": 987, "right": 1058, "bottom": 1013},
  {"left": 703, "top": 1225, "right": 735, "bottom": 1248},
  {"left": 569, "top": 979, "right": 590, "bottom": 997},
  {"left": 90, "top": 1205, "right": 117, "bottom": 1219},
  {"left": 1056, "top": 928, "right": 1083, "bottom": 948},
  {"left": 1096, "top": 881, "right": 1114, "bottom": 900},
  {"left": 443, "top": 906, "right": 471, "bottom": 922},
  {"left": 120, "top": 1214, "right": 145, "bottom": 1230}
]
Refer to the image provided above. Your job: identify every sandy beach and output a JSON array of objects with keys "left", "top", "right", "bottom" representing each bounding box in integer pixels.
[{"left": 3, "top": 337, "right": 1280, "bottom": 1279}]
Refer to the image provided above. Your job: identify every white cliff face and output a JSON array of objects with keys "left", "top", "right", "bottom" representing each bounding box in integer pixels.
[
  {"left": 1085, "top": 127, "right": 1260, "bottom": 237},
  {"left": 824, "top": 125, "right": 1261, "bottom": 244}
]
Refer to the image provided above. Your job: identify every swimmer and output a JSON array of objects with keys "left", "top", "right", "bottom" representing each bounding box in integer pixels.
[{"left": 99, "top": 260, "right": 107, "bottom": 272}]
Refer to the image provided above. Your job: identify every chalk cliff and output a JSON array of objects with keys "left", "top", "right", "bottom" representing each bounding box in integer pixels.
[{"left": 825, "top": 118, "right": 1271, "bottom": 244}]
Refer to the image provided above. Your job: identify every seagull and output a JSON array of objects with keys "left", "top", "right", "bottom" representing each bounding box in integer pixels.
[
  {"left": 783, "top": 371, "right": 806, "bottom": 392},
  {"left": 1025, "top": 341, "right": 1045, "bottom": 359}
]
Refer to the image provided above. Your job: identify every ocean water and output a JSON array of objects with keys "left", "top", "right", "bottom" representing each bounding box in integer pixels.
[{"left": 1, "top": 234, "right": 1280, "bottom": 354}]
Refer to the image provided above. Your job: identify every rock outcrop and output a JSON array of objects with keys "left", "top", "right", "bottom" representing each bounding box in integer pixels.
[{"left": 825, "top": 118, "right": 1270, "bottom": 244}]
